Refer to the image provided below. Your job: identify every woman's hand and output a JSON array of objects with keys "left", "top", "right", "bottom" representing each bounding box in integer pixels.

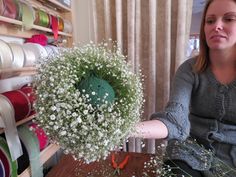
[{"left": 130, "top": 120, "right": 168, "bottom": 139}]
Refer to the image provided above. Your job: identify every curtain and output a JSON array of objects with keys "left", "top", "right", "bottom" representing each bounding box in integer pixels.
[{"left": 87, "top": 0, "right": 193, "bottom": 153}]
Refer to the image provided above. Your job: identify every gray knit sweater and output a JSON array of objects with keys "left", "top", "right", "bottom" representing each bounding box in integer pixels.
[{"left": 151, "top": 57, "right": 236, "bottom": 176}]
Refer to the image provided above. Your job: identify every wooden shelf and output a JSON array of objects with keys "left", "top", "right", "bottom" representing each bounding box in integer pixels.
[
  {"left": 27, "top": 0, "right": 71, "bottom": 13},
  {"left": 18, "top": 144, "right": 61, "bottom": 177},
  {"left": 47, "top": 0, "right": 71, "bottom": 12},
  {"left": 0, "top": 114, "right": 36, "bottom": 134},
  {"left": 0, "top": 1, "right": 72, "bottom": 177},
  {"left": 0, "top": 16, "right": 72, "bottom": 38},
  {"left": 0, "top": 67, "right": 37, "bottom": 79}
]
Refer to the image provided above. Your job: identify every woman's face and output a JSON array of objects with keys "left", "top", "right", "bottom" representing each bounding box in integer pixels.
[{"left": 204, "top": 0, "right": 236, "bottom": 51}]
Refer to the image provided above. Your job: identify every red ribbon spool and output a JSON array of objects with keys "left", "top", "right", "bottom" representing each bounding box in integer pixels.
[
  {"left": 2, "top": 86, "right": 35, "bottom": 122},
  {"left": 0, "top": 148, "right": 10, "bottom": 177},
  {"left": 2, "top": 0, "right": 18, "bottom": 19},
  {"left": 21, "top": 85, "right": 36, "bottom": 111},
  {"left": 51, "top": 15, "right": 59, "bottom": 40},
  {"left": 28, "top": 123, "right": 48, "bottom": 151}
]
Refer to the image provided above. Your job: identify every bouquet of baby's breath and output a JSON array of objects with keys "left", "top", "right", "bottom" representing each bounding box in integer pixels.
[
  {"left": 34, "top": 42, "right": 144, "bottom": 163},
  {"left": 142, "top": 139, "right": 236, "bottom": 177}
]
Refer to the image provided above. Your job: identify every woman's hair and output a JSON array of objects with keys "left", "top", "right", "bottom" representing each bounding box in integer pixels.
[
  {"left": 193, "top": 0, "right": 236, "bottom": 73},
  {"left": 194, "top": 0, "right": 213, "bottom": 73}
]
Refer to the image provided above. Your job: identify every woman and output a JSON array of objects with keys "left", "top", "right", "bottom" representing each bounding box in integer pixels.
[{"left": 132, "top": 0, "right": 236, "bottom": 176}]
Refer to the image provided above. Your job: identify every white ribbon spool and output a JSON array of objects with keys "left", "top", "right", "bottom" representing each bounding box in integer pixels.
[
  {"left": 0, "top": 39, "right": 13, "bottom": 69},
  {"left": 0, "top": 115, "right": 5, "bottom": 128},
  {"left": 50, "top": 45, "right": 59, "bottom": 54},
  {"left": 44, "top": 45, "right": 55, "bottom": 58},
  {"left": 22, "top": 43, "right": 48, "bottom": 66},
  {"left": 8, "top": 43, "right": 25, "bottom": 68},
  {"left": 0, "top": 95, "right": 23, "bottom": 161},
  {"left": 63, "top": 19, "right": 73, "bottom": 33},
  {"left": 22, "top": 44, "right": 37, "bottom": 67},
  {"left": 0, "top": 76, "right": 33, "bottom": 93}
]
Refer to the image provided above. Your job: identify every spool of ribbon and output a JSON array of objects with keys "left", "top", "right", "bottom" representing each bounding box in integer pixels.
[
  {"left": 44, "top": 45, "right": 55, "bottom": 57},
  {"left": 18, "top": 124, "right": 43, "bottom": 177},
  {"left": 0, "top": 147, "right": 10, "bottom": 177},
  {"left": 20, "top": 85, "right": 36, "bottom": 112},
  {"left": 0, "top": 95, "right": 23, "bottom": 161},
  {"left": 1, "top": 90, "right": 31, "bottom": 122},
  {"left": 0, "top": 115, "right": 5, "bottom": 128},
  {"left": 50, "top": 15, "right": 58, "bottom": 40},
  {"left": 0, "top": 136, "right": 18, "bottom": 177},
  {"left": 16, "top": 0, "right": 22, "bottom": 21},
  {"left": 21, "top": 1, "right": 35, "bottom": 30},
  {"left": 50, "top": 45, "right": 59, "bottom": 54},
  {"left": 28, "top": 123, "right": 48, "bottom": 151},
  {"left": 0, "top": 160, "right": 5, "bottom": 177},
  {"left": 34, "top": 9, "right": 50, "bottom": 28},
  {"left": 21, "top": 44, "right": 37, "bottom": 67},
  {"left": 58, "top": 16, "right": 64, "bottom": 31},
  {"left": 63, "top": 19, "right": 73, "bottom": 34},
  {"left": 44, "top": 45, "right": 59, "bottom": 57},
  {"left": 0, "top": 75, "right": 33, "bottom": 93},
  {"left": 23, "top": 43, "right": 48, "bottom": 65},
  {"left": 8, "top": 43, "right": 25, "bottom": 68},
  {"left": 0, "top": 0, "right": 5, "bottom": 16},
  {"left": 2, "top": 0, "right": 18, "bottom": 19},
  {"left": 0, "top": 39, "right": 13, "bottom": 69}
]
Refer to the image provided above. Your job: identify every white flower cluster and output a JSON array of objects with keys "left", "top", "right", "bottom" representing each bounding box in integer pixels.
[{"left": 34, "top": 42, "right": 144, "bottom": 163}]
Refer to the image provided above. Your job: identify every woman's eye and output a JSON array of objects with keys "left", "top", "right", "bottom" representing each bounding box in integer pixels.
[
  {"left": 205, "top": 18, "right": 215, "bottom": 24},
  {"left": 224, "top": 16, "right": 236, "bottom": 22}
]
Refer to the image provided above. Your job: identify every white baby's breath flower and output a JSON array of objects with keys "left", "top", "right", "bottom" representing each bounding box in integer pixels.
[
  {"left": 77, "top": 116, "right": 82, "bottom": 123},
  {"left": 50, "top": 115, "right": 56, "bottom": 120},
  {"left": 51, "top": 106, "right": 57, "bottom": 111},
  {"left": 60, "top": 131, "right": 67, "bottom": 136},
  {"left": 83, "top": 110, "right": 88, "bottom": 115},
  {"left": 35, "top": 42, "right": 144, "bottom": 164}
]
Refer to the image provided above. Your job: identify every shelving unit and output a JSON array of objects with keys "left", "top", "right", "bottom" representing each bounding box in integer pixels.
[
  {"left": 0, "top": 0, "right": 74, "bottom": 176},
  {"left": 18, "top": 144, "right": 61, "bottom": 177},
  {"left": 0, "top": 0, "right": 73, "bottom": 46},
  {"left": 0, "top": 114, "right": 36, "bottom": 134},
  {"left": 0, "top": 16, "right": 72, "bottom": 38},
  {"left": 47, "top": 0, "right": 71, "bottom": 12},
  {"left": 0, "top": 67, "right": 37, "bottom": 79}
]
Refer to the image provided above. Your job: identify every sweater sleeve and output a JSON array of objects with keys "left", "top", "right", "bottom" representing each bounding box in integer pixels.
[{"left": 151, "top": 58, "right": 196, "bottom": 141}]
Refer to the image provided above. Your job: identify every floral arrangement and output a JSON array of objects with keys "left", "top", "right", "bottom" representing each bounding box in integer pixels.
[
  {"left": 34, "top": 42, "right": 144, "bottom": 163},
  {"left": 142, "top": 139, "right": 236, "bottom": 177}
]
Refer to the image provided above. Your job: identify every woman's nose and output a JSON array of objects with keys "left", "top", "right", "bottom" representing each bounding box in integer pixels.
[{"left": 214, "top": 21, "right": 223, "bottom": 31}]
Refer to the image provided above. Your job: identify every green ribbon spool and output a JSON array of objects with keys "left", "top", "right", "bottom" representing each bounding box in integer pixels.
[
  {"left": 77, "top": 73, "right": 115, "bottom": 107},
  {"left": 38, "top": 10, "right": 49, "bottom": 27},
  {"left": 0, "top": 137, "right": 17, "bottom": 177},
  {"left": 18, "top": 124, "right": 43, "bottom": 177},
  {"left": 21, "top": 2, "right": 35, "bottom": 30}
]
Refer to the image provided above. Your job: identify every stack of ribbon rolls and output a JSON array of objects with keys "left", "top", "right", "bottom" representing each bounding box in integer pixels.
[
  {"left": 0, "top": 84, "right": 49, "bottom": 176},
  {"left": 0, "top": 39, "right": 61, "bottom": 71},
  {"left": 0, "top": 0, "right": 73, "bottom": 39}
]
